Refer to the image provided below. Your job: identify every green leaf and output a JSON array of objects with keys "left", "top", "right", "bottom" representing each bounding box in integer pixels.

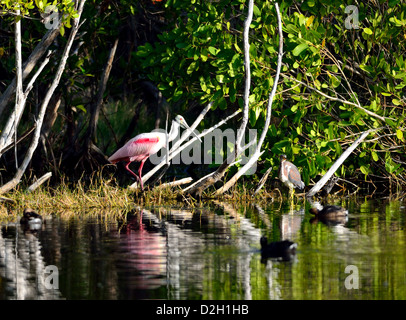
[
  {"left": 392, "top": 99, "right": 401, "bottom": 106},
  {"left": 385, "top": 118, "right": 397, "bottom": 128},
  {"left": 253, "top": 5, "right": 260, "bottom": 16},
  {"left": 75, "top": 105, "right": 86, "bottom": 113},
  {"left": 187, "top": 61, "right": 198, "bottom": 75},
  {"left": 216, "top": 74, "right": 225, "bottom": 83},
  {"left": 360, "top": 165, "right": 370, "bottom": 175},
  {"left": 371, "top": 151, "right": 379, "bottom": 162},
  {"left": 363, "top": 28, "right": 373, "bottom": 35},
  {"left": 292, "top": 43, "right": 308, "bottom": 56},
  {"left": 396, "top": 129, "right": 403, "bottom": 140},
  {"left": 208, "top": 46, "right": 219, "bottom": 56}
]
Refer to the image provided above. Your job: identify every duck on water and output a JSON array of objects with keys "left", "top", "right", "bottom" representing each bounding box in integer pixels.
[{"left": 260, "top": 236, "right": 297, "bottom": 261}]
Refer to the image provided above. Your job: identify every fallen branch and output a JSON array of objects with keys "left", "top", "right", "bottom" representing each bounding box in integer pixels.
[
  {"left": 26, "top": 172, "right": 52, "bottom": 193},
  {"left": 183, "top": 137, "right": 255, "bottom": 195},
  {"left": 306, "top": 129, "right": 373, "bottom": 197},
  {"left": 155, "top": 177, "right": 193, "bottom": 189}
]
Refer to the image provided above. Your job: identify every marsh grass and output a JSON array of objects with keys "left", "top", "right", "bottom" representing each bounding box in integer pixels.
[
  {"left": 0, "top": 172, "right": 294, "bottom": 224},
  {"left": 0, "top": 175, "right": 182, "bottom": 222}
]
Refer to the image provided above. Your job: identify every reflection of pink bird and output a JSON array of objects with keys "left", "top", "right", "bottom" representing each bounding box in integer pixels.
[{"left": 108, "top": 115, "right": 200, "bottom": 190}]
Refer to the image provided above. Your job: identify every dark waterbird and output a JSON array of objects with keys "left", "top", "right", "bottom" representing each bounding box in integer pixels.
[
  {"left": 20, "top": 208, "right": 42, "bottom": 230},
  {"left": 309, "top": 205, "right": 348, "bottom": 226},
  {"left": 260, "top": 236, "right": 297, "bottom": 261},
  {"left": 309, "top": 205, "right": 348, "bottom": 218}
]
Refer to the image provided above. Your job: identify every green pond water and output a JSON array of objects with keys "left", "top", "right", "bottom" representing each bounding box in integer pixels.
[{"left": 1, "top": 197, "right": 406, "bottom": 300}]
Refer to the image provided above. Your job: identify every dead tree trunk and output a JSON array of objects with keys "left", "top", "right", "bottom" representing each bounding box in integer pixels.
[
  {"left": 84, "top": 38, "right": 119, "bottom": 153},
  {"left": 0, "top": 0, "right": 87, "bottom": 195},
  {"left": 184, "top": 0, "right": 255, "bottom": 197},
  {"left": 215, "top": 2, "right": 283, "bottom": 195},
  {"left": 186, "top": 2, "right": 283, "bottom": 197},
  {"left": 306, "top": 129, "right": 373, "bottom": 197},
  {"left": 0, "top": 21, "right": 61, "bottom": 117}
]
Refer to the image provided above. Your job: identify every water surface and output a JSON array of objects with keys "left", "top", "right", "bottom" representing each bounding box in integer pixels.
[{"left": 1, "top": 198, "right": 406, "bottom": 300}]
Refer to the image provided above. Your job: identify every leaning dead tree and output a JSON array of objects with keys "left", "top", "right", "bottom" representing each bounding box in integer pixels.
[
  {"left": 305, "top": 128, "right": 382, "bottom": 197},
  {"left": 0, "top": 0, "right": 87, "bottom": 195},
  {"left": 185, "top": 1, "right": 283, "bottom": 197},
  {"left": 0, "top": 20, "right": 62, "bottom": 118}
]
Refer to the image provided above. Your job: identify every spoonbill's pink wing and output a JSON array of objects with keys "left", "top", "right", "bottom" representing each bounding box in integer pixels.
[{"left": 108, "top": 133, "right": 164, "bottom": 163}]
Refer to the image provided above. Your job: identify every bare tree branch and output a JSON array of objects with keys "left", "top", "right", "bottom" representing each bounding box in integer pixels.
[
  {"left": 306, "top": 129, "right": 373, "bottom": 197},
  {"left": 235, "top": 0, "right": 254, "bottom": 156},
  {"left": 185, "top": 0, "right": 257, "bottom": 197},
  {"left": 281, "top": 74, "right": 393, "bottom": 122},
  {"left": 85, "top": 38, "right": 119, "bottom": 151},
  {"left": 214, "top": 2, "right": 283, "bottom": 195},
  {"left": 0, "top": 20, "right": 61, "bottom": 117},
  {"left": 26, "top": 172, "right": 52, "bottom": 193},
  {"left": 0, "top": 50, "right": 53, "bottom": 157},
  {"left": 0, "top": 0, "right": 86, "bottom": 195}
]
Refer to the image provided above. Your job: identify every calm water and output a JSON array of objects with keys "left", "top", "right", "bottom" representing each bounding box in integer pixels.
[{"left": 1, "top": 198, "right": 406, "bottom": 300}]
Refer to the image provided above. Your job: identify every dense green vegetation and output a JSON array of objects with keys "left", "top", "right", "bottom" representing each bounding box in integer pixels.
[{"left": 0, "top": 0, "right": 405, "bottom": 196}]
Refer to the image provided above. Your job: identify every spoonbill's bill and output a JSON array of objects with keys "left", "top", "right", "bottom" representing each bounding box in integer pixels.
[{"left": 108, "top": 115, "right": 201, "bottom": 190}]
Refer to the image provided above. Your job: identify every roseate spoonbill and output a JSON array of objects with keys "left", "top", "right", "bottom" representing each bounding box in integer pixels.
[
  {"left": 309, "top": 205, "right": 348, "bottom": 218},
  {"left": 279, "top": 154, "right": 305, "bottom": 195},
  {"left": 108, "top": 115, "right": 201, "bottom": 190},
  {"left": 260, "top": 236, "right": 297, "bottom": 261}
]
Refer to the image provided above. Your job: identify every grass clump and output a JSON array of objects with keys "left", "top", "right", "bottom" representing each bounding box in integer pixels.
[{"left": 0, "top": 174, "right": 187, "bottom": 222}]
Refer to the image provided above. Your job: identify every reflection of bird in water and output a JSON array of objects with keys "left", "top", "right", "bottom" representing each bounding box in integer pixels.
[
  {"left": 260, "top": 236, "right": 297, "bottom": 261},
  {"left": 20, "top": 208, "right": 42, "bottom": 231},
  {"left": 309, "top": 205, "right": 348, "bottom": 226},
  {"left": 309, "top": 205, "right": 348, "bottom": 218}
]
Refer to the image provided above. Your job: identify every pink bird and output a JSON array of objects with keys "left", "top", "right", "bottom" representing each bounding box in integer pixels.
[{"left": 108, "top": 115, "right": 201, "bottom": 190}]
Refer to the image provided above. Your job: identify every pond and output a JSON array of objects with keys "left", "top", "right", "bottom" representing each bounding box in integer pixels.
[{"left": 1, "top": 197, "right": 406, "bottom": 300}]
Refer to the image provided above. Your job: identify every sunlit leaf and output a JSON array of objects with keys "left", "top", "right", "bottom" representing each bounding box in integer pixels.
[{"left": 292, "top": 43, "right": 308, "bottom": 56}]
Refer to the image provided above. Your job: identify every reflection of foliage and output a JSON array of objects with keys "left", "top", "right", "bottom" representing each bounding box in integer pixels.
[{"left": 136, "top": 0, "right": 406, "bottom": 189}]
